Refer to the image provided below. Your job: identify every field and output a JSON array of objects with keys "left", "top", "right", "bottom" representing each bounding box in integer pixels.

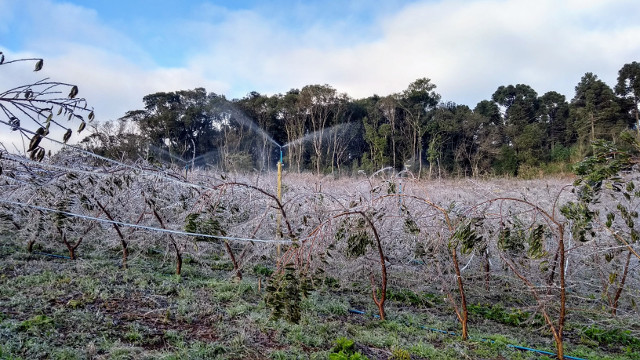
[{"left": 1, "top": 154, "right": 639, "bottom": 360}]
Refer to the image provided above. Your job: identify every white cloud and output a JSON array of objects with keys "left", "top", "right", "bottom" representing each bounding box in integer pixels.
[{"left": 176, "top": 0, "right": 640, "bottom": 105}]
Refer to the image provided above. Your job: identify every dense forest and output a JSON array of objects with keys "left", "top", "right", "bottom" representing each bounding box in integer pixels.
[{"left": 83, "top": 61, "right": 640, "bottom": 178}]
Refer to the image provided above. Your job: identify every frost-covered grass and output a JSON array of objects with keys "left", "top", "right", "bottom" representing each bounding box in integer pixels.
[
  {"left": 1, "top": 154, "right": 639, "bottom": 359},
  {"left": 0, "top": 231, "right": 637, "bottom": 360}
]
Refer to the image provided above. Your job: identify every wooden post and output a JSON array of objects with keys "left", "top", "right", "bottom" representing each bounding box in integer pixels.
[{"left": 276, "top": 159, "right": 282, "bottom": 256}]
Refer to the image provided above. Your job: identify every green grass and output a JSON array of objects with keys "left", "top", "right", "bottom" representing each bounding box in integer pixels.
[
  {"left": 581, "top": 325, "right": 640, "bottom": 352},
  {"left": 467, "top": 303, "right": 545, "bottom": 327},
  {"left": 0, "top": 232, "right": 638, "bottom": 360}
]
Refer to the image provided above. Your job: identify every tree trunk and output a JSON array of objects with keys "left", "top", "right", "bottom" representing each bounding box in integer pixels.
[
  {"left": 224, "top": 240, "right": 243, "bottom": 280},
  {"left": 555, "top": 225, "right": 566, "bottom": 360},
  {"left": 96, "top": 200, "right": 129, "bottom": 269},
  {"left": 451, "top": 247, "right": 468, "bottom": 340},
  {"left": 341, "top": 211, "right": 387, "bottom": 320},
  {"left": 149, "top": 202, "right": 182, "bottom": 276},
  {"left": 418, "top": 136, "right": 424, "bottom": 179},
  {"left": 122, "top": 244, "right": 128, "bottom": 269},
  {"left": 611, "top": 250, "right": 632, "bottom": 316},
  {"left": 175, "top": 247, "right": 182, "bottom": 275},
  {"left": 331, "top": 129, "right": 338, "bottom": 175},
  {"left": 590, "top": 112, "right": 595, "bottom": 142},
  {"left": 484, "top": 249, "right": 490, "bottom": 291},
  {"left": 635, "top": 97, "right": 639, "bottom": 137}
]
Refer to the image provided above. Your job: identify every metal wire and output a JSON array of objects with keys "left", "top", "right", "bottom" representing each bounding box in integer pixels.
[
  {"left": 0, "top": 119, "right": 217, "bottom": 192},
  {"left": 0, "top": 199, "right": 294, "bottom": 245}
]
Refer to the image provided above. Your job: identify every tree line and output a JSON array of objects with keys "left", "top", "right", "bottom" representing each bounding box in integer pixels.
[{"left": 83, "top": 61, "right": 640, "bottom": 177}]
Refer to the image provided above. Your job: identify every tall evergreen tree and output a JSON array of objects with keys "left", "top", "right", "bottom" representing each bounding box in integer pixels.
[
  {"left": 492, "top": 84, "right": 543, "bottom": 169},
  {"left": 570, "top": 73, "right": 624, "bottom": 147},
  {"left": 615, "top": 62, "right": 640, "bottom": 136}
]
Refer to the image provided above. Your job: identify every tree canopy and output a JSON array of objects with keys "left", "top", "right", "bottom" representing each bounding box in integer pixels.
[{"left": 82, "top": 61, "right": 640, "bottom": 177}]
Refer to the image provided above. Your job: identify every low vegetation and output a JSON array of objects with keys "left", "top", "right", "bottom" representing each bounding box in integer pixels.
[
  {"left": 0, "top": 231, "right": 638, "bottom": 360},
  {"left": 1, "top": 167, "right": 639, "bottom": 359}
]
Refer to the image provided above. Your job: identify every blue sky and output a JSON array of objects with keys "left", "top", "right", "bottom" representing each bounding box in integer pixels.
[
  {"left": 35, "top": 1, "right": 401, "bottom": 66},
  {"left": 1, "top": 0, "right": 639, "bottom": 142}
]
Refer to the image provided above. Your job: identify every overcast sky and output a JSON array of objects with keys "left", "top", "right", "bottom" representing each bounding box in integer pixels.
[{"left": 1, "top": 0, "right": 639, "bottom": 148}]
